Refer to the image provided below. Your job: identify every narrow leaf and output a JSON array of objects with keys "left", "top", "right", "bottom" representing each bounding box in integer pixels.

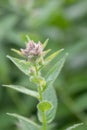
[
  {"left": 7, "top": 113, "right": 40, "bottom": 130},
  {"left": 45, "top": 53, "right": 68, "bottom": 85},
  {"left": 26, "top": 35, "right": 31, "bottom": 42},
  {"left": 66, "top": 123, "right": 83, "bottom": 130},
  {"left": 22, "top": 34, "right": 31, "bottom": 44},
  {"left": 11, "top": 48, "right": 22, "bottom": 56},
  {"left": 37, "top": 101, "right": 52, "bottom": 112},
  {"left": 43, "top": 49, "right": 51, "bottom": 57},
  {"left": 7, "top": 55, "right": 30, "bottom": 75},
  {"left": 3, "top": 85, "right": 39, "bottom": 98},
  {"left": 42, "top": 38, "right": 49, "bottom": 49},
  {"left": 45, "top": 49, "right": 64, "bottom": 64}
]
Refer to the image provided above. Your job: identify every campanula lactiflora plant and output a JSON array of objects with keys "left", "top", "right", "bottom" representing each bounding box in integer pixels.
[{"left": 3, "top": 36, "right": 68, "bottom": 130}]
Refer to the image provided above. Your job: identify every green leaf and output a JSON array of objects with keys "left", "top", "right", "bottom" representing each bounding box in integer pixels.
[
  {"left": 7, "top": 55, "right": 30, "bottom": 75},
  {"left": 37, "top": 101, "right": 52, "bottom": 112},
  {"left": 3, "top": 85, "right": 39, "bottom": 99},
  {"left": 38, "top": 85, "right": 57, "bottom": 123},
  {"left": 66, "top": 123, "right": 84, "bottom": 130},
  {"left": 43, "top": 86, "right": 57, "bottom": 123},
  {"left": 45, "top": 49, "right": 64, "bottom": 64},
  {"left": 38, "top": 53, "right": 68, "bottom": 123},
  {"left": 42, "top": 38, "right": 49, "bottom": 49},
  {"left": 7, "top": 113, "right": 40, "bottom": 130},
  {"left": 11, "top": 48, "right": 23, "bottom": 56},
  {"left": 43, "top": 49, "right": 51, "bottom": 57},
  {"left": 45, "top": 53, "right": 68, "bottom": 86},
  {"left": 26, "top": 35, "right": 31, "bottom": 42}
]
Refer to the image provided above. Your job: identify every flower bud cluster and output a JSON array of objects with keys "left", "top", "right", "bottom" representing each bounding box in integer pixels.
[
  {"left": 21, "top": 40, "right": 43, "bottom": 61},
  {"left": 20, "top": 39, "right": 47, "bottom": 91}
]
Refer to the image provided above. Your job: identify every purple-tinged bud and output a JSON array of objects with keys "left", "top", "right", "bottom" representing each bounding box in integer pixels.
[{"left": 20, "top": 40, "right": 43, "bottom": 59}]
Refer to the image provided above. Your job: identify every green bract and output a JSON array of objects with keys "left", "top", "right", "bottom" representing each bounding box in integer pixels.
[{"left": 4, "top": 36, "right": 68, "bottom": 130}]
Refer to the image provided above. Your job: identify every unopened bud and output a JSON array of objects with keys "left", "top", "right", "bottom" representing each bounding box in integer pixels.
[
  {"left": 29, "top": 67, "right": 36, "bottom": 75},
  {"left": 20, "top": 40, "right": 43, "bottom": 60}
]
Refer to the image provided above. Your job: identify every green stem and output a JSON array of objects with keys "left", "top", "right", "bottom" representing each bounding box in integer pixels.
[
  {"left": 38, "top": 86, "right": 47, "bottom": 130},
  {"left": 35, "top": 64, "right": 47, "bottom": 130},
  {"left": 42, "top": 111, "right": 47, "bottom": 130},
  {"left": 38, "top": 85, "right": 43, "bottom": 101}
]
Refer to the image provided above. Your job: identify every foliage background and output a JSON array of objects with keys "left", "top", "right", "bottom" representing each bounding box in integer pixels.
[{"left": 0, "top": 0, "right": 87, "bottom": 130}]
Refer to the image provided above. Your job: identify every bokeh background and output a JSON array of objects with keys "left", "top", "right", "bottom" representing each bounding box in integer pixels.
[{"left": 0, "top": 0, "right": 87, "bottom": 130}]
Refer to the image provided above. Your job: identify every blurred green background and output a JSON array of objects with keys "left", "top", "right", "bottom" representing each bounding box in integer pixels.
[{"left": 0, "top": 0, "right": 87, "bottom": 130}]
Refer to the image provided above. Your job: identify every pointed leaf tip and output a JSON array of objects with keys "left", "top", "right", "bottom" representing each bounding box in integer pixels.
[
  {"left": 26, "top": 35, "right": 31, "bottom": 42},
  {"left": 43, "top": 38, "right": 49, "bottom": 49},
  {"left": 66, "top": 123, "right": 84, "bottom": 130},
  {"left": 45, "top": 48, "right": 64, "bottom": 64},
  {"left": 3, "top": 85, "right": 39, "bottom": 98},
  {"left": 11, "top": 48, "right": 23, "bottom": 56},
  {"left": 43, "top": 49, "right": 51, "bottom": 57},
  {"left": 6, "top": 55, "right": 9, "bottom": 58}
]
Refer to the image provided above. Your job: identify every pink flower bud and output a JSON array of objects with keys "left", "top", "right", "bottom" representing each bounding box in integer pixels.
[{"left": 20, "top": 40, "right": 43, "bottom": 59}]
